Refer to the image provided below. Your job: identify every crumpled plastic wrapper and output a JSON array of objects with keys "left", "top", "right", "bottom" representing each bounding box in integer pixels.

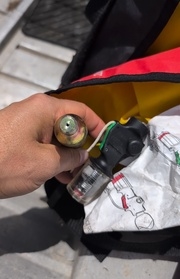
[{"left": 83, "top": 106, "right": 180, "bottom": 233}]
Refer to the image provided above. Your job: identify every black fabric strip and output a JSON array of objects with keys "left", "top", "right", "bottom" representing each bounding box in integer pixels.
[{"left": 47, "top": 72, "right": 180, "bottom": 96}]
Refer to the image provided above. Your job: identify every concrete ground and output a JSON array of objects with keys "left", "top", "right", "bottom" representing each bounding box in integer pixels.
[{"left": 0, "top": 1, "right": 180, "bottom": 278}]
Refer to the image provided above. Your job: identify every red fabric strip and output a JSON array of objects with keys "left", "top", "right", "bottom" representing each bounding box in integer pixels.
[{"left": 76, "top": 47, "right": 180, "bottom": 82}]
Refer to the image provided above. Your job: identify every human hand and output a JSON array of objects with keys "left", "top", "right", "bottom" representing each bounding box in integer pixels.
[{"left": 0, "top": 93, "right": 105, "bottom": 198}]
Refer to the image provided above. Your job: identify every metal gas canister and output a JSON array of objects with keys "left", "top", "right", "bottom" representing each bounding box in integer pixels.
[{"left": 54, "top": 114, "right": 88, "bottom": 148}]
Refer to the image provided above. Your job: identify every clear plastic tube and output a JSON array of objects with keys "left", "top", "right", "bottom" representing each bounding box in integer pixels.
[{"left": 67, "top": 159, "right": 111, "bottom": 205}]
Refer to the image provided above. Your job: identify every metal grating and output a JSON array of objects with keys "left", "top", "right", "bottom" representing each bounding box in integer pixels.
[{"left": 22, "top": 0, "right": 91, "bottom": 50}]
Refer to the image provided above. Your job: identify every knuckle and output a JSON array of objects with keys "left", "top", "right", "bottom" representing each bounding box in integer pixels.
[{"left": 30, "top": 93, "right": 49, "bottom": 105}]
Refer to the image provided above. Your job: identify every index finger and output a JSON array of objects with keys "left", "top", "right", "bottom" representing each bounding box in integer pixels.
[{"left": 52, "top": 97, "right": 105, "bottom": 138}]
